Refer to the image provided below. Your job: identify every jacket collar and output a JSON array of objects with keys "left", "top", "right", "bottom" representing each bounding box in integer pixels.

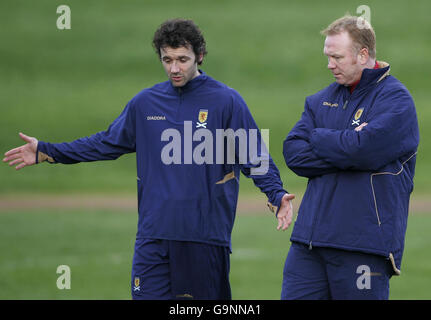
[
  {"left": 167, "top": 70, "right": 207, "bottom": 94},
  {"left": 351, "top": 61, "right": 390, "bottom": 93}
]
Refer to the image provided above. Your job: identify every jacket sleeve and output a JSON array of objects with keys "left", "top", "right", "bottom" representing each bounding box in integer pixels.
[
  {"left": 229, "top": 90, "right": 287, "bottom": 213},
  {"left": 37, "top": 99, "right": 137, "bottom": 164},
  {"left": 309, "top": 87, "right": 419, "bottom": 171},
  {"left": 283, "top": 99, "right": 339, "bottom": 178}
]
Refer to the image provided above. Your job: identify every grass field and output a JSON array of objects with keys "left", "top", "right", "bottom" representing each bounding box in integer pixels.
[
  {"left": 1, "top": 0, "right": 430, "bottom": 194},
  {"left": 1, "top": 0, "right": 430, "bottom": 300},
  {"left": 0, "top": 207, "right": 430, "bottom": 300}
]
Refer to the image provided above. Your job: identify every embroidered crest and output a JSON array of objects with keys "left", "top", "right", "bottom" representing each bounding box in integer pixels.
[
  {"left": 198, "top": 109, "right": 208, "bottom": 123},
  {"left": 352, "top": 107, "right": 364, "bottom": 126},
  {"left": 196, "top": 109, "right": 208, "bottom": 128},
  {"left": 134, "top": 277, "right": 140, "bottom": 292},
  {"left": 354, "top": 108, "right": 364, "bottom": 120}
]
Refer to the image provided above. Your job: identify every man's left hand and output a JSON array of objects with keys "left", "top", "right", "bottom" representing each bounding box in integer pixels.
[{"left": 277, "top": 193, "right": 295, "bottom": 231}]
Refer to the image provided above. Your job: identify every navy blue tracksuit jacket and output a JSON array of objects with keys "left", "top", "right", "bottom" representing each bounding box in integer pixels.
[
  {"left": 283, "top": 62, "right": 419, "bottom": 274},
  {"left": 37, "top": 71, "right": 287, "bottom": 248}
]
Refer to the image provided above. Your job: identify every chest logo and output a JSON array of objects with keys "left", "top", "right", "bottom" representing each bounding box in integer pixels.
[
  {"left": 352, "top": 107, "right": 364, "bottom": 126},
  {"left": 134, "top": 277, "right": 140, "bottom": 292},
  {"left": 147, "top": 115, "right": 166, "bottom": 120},
  {"left": 322, "top": 101, "right": 338, "bottom": 108},
  {"left": 196, "top": 109, "right": 208, "bottom": 128}
]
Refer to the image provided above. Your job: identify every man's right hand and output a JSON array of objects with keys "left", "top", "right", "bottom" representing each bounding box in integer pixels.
[
  {"left": 3, "top": 132, "right": 38, "bottom": 170},
  {"left": 355, "top": 122, "right": 368, "bottom": 132}
]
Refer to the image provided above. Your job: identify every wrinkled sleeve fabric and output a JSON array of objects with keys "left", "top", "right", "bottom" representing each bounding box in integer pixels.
[
  {"left": 283, "top": 99, "right": 339, "bottom": 178},
  {"left": 37, "top": 99, "right": 137, "bottom": 164},
  {"left": 310, "top": 88, "right": 419, "bottom": 171},
  {"left": 229, "top": 90, "right": 287, "bottom": 213}
]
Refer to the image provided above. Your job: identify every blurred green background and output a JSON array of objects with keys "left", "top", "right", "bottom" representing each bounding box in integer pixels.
[{"left": 0, "top": 0, "right": 430, "bottom": 299}]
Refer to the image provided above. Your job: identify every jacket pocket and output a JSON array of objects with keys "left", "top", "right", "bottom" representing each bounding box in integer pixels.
[{"left": 370, "top": 161, "right": 406, "bottom": 227}]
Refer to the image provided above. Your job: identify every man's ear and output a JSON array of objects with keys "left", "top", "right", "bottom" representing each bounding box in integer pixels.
[
  {"left": 197, "top": 53, "right": 204, "bottom": 65},
  {"left": 358, "top": 47, "right": 369, "bottom": 65}
]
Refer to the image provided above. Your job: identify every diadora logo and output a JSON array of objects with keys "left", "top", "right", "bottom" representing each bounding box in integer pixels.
[
  {"left": 196, "top": 109, "right": 208, "bottom": 128},
  {"left": 147, "top": 115, "right": 166, "bottom": 120},
  {"left": 352, "top": 107, "right": 364, "bottom": 126},
  {"left": 322, "top": 101, "right": 339, "bottom": 108}
]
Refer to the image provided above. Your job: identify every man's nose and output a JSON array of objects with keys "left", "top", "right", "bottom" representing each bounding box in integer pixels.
[
  {"left": 170, "top": 61, "right": 180, "bottom": 73},
  {"left": 327, "top": 58, "right": 336, "bottom": 70}
]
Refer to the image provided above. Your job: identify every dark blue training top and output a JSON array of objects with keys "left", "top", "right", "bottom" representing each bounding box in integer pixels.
[{"left": 38, "top": 71, "right": 288, "bottom": 248}]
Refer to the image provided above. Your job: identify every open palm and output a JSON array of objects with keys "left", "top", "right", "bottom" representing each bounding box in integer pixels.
[{"left": 3, "top": 133, "right": 38, "bottom": 170}]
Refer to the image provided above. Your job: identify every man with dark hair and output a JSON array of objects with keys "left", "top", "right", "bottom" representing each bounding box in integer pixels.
[
  {"left": 152, "top": 19, "right": 207, "bottom": 65},
  {"left": 3, "top": 18, "right": 294, "bottom": 300},
  {"left": 282, "top": 15, "right": 419, "bottom": 300}
]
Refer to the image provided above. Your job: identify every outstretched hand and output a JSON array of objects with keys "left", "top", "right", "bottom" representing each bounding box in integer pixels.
[
  {"left": 3, "top": 132, "right": 38, "bottom": 170},
  {"left": 277, "top": 193, "right": 295, "bottom": 231}
]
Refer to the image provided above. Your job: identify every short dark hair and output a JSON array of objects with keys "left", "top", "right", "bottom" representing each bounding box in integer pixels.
[{"left": 152, "top": 19, "right": 207, "bottom": 65}]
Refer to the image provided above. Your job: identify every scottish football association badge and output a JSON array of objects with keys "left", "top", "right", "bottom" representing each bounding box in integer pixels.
[
  {"left": 196, "top": 109, "right": 208, "bottom": 128},
  {"left": 134, "top": 277, "right": 140, "bottom": 292},
  {"left": 352, "top": 107, "right": 364, "bottom": 126}
]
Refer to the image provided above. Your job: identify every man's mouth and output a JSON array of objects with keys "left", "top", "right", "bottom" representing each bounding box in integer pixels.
[{"left": 171, "top": 75, "right": 183, "bottom": 82}]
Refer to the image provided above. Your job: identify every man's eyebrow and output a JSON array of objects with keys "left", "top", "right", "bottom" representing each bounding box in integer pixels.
[
  {"left": 324, "top": 51, "right": 342, "bottom": 58},
  {"left": 162, "top": 55, "right": 191, "bottom": 60}
]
